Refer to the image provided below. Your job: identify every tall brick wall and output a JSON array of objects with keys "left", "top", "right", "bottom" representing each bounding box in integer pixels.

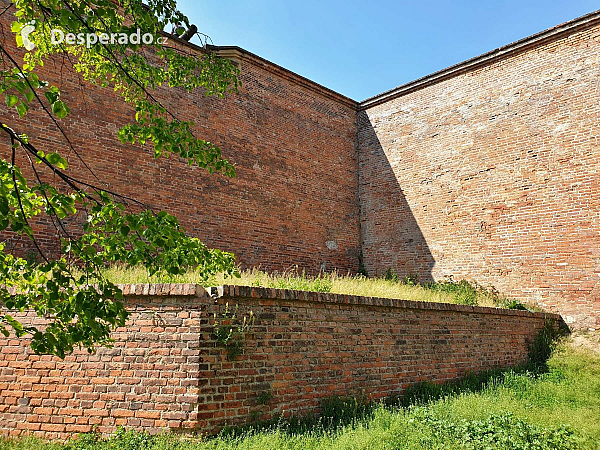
[
  {"left": 0, "top": 4, "right": 361, "bottom": 273},
  {"left": 358, "top": 14, "right": 600, "bottom": 329},
  {"left": 0, "top": 284, "right": 557, "bottom": 439},
  {"left": 1, "top": 3, "right": 598, "bottom": 328}
]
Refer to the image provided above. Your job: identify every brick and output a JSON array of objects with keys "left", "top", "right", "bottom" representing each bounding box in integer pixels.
[
  {"left": 358, "top": 21, "right": 600, "bottom": 330},
  {"left": 0, "top": 5, "right": 595, "bottom": 442},
  {"left": 0, "top": 288, "right": 552, "bottom": 437},
  {"left": 0, "top": 8, "right": 361, "bottom": 277}
]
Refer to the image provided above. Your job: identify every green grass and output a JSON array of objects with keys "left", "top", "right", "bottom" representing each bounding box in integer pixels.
[
  {"left": 93, "top": 265, "right": 528, "bottom": 309},
  {"left": 2, "top": 334, "right": 599, "bottom": 449}
]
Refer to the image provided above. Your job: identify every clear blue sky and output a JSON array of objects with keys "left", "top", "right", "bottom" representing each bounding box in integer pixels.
[{"left": 177, "top": 1, "right": 599, "bottom": 101}]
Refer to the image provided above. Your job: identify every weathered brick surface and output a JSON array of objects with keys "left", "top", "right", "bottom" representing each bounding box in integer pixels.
[
  {"left": 358, "top": 15, "right": 600, "bottom": 329},
  {"left": 0, "top": 5, "right": 361, "bottom": 273},
  {"left": 0, "top": 284, "right": 558, "bottom": 438},
  {"left": 0, "top": 285, "right": 205, "bottom": 439},
  {"left": 0, "top": 5, "right": 597, "bottom": 328}
]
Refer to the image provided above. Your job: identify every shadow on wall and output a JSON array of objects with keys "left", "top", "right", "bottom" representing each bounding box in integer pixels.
[{"left": 357, "top": 111, "right": 435, "bottom": 282}]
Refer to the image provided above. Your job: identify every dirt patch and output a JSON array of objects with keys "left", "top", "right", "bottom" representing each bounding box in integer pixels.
[{"left": 567, "top": 331, "right": 600, "bottom": 355}]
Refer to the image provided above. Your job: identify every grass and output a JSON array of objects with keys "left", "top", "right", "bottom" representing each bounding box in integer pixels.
[
  {"left": 1, "top": 333, "right": 598, "bottom": 449},
  {"left": 93, "top": 265, "right": 528, "bottom": 309}
]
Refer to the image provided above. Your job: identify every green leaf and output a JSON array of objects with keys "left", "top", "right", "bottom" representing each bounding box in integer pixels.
[
  {"left": 24, "top": 89, "right": 34, "bottom": 103},
  {"left": 44, "top": 90, "right": 59, "bottom": 105},
  {"left": 16, "top": 102, "right": 28, "bottom": 117},
  {"left": 51, "top": 100, "right": 69, "bottom": 119},
  {"left": 28, "top": 72, "right": 41, "bottom": 88},
  {"left": 46, "top": 153, "right": 68, "bottom": 170},
  {"left": 5, "top": 94, "right": 18, "bottom": 108},
  {"left": 11, "top": 220, "right": 24, "bottom": 232},
  {"left": 0, "top": 197, "right": 8, "bottom": 215}
]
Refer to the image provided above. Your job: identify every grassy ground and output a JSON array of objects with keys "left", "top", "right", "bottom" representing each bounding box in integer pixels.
[
  {"left": 95, "top": 265, "right": 527, "bottom": 309},
  {"left": 1, "top": 332, "right": 598, "bottom": 449}
]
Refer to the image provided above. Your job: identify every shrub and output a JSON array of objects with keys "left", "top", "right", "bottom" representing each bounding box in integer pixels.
[
  {"left": 425, "top": 279, "right": 481, "bottom": 305},
  {"left": 497, "top": 298, "right": 529, "bottom": 310},
  {"left": 528, "top": 319, "right": 562, "bottom": 372},
  {"left": 417, "top": 411, "right": 577, "bottom": 450}
]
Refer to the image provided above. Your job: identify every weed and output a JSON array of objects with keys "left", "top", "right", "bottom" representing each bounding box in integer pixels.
[
  {"left": 255, "top": 390, "right": 273, "bottom": 406},
  {"left": 88, "top": 265, "right": 535, "bottom": 311},
  {"left": 402, "top": 274, "right": 419, "bottom": 286},
  {"left": 383, "top": 267, "right": 399, "bottom": 282},
  {"left": 319, "top": 394, "right": 374, "bottom": 428},
  {"left": 416, "top": 411, "right": 577, "bottom": 450},
  {"left": 497, "top": 297, "right": 529, "bottom": 310},
  {"left": 528, "top": 319, "right": 563, "bottom": 371},
  {"left": 425, "top": 278, "right": 481, "bottom": 305},
  {"left": 212, "top": 303, "right": 254, "bottom": 360}
]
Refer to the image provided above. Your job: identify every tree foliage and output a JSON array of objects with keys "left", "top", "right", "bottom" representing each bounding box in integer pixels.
[{"left": 0, "top": 0, "right": 241, "bottom": 357}]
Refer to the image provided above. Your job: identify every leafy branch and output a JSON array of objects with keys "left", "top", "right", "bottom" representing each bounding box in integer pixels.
[{"left": 0, "top": 0, "right": 242, "bottom": 356}]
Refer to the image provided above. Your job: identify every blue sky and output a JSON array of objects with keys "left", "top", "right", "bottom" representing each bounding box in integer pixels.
[{"left": 177, "top": 1, "right": 599, "bottom": 101}]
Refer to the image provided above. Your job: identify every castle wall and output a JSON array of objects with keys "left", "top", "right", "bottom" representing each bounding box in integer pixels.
[
  {"left": 1, "top": 5, "right": 599, "bottom": 328},
  {"left": 0, "top": 7, "right": 361, "bottom": 273},
  {"left": 358, "top": 15, "right": 600, "bottom": 329}
]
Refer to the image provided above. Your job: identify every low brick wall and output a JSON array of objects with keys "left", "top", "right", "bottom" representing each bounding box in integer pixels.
[{"left": 0, "top": 284, "right": 560, "bottom": 439}]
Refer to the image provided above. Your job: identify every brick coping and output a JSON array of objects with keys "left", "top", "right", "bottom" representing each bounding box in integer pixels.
[
  {"left": 116, "top": 283, "right": 561, "bottom": 320},
  {"left": 155, "top": 33, "right": 358, "bottom": 108},
  {"left": 359, "top": 9, "right": 600, "bottom": 108},
  {"left": 159, "top": 8, "right": 600, "bottom": 109}
]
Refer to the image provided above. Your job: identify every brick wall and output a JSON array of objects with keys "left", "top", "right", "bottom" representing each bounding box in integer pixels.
[
  {"left": 0, "top": 284, "right": 557, "bottom": 439},
  {"left": 358, "top": 14, "right": 600, "bottom": 329},
  {"left": 0, "top": 4, "right": 597, "bottom": 328},
  {"left": 0, "top": 4, "right": 361, "bottom": 273}
]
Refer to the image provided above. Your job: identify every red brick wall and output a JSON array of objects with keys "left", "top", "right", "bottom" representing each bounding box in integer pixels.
[
  {"left": 0, "top": 284, "right": 557, "bottom": 438},
  {"left": 0, "top": 6, "right": 361, "bottom": 273},
  {"left": 358, "top": 18, "right": 600, "bottom": 329},
  {"left": 1, "top": 5, "right": 597, "bottom": 329}
]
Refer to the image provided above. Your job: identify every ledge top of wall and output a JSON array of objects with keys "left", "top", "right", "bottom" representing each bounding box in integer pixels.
[
  {"left": 359, "top": 9, "right": 600, "bottom": 110},
  {"left": 159, "top": 31, "right": 357, "bottom": 108},
  {"left": 208, "top": 45, "right": 358, "bottom": 109},
  {"left": 211, "top": 285, "right": 561, "bottom": 320},
  {"left": 114, "top": 283, "right": 560, "bottom": 321},
  {"left": 117, "top": 283, "right": 203, "bottom": 297}
]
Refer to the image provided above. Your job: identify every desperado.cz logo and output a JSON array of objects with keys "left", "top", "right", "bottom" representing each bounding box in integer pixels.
[
  {"left": 19, "top": 24, "right": 168, "bottom": 50},
  {"left": 20, "top": 24, "right": 36, "bottom": 50}
]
